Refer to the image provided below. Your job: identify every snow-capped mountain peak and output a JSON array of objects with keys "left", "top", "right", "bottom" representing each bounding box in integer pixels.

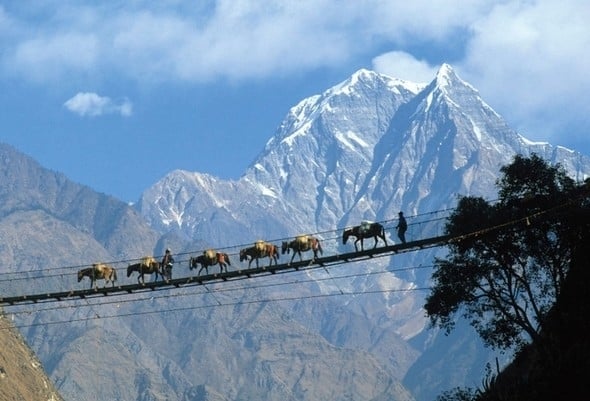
[
  {"left": 137, "top": 64, "right": 590, "bottom": 246},
  {"left": 132, "top": 65, "right": 590, "bottom": 399}
]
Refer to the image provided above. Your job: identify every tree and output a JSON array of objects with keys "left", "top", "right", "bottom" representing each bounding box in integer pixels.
[{"left": 425, "top": 154, "right": 587, "bottom": 350}]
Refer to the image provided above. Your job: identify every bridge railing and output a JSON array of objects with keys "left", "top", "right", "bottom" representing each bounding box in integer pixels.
[{"left": 0, "top": 209, "right": 454, "bottom": 302}]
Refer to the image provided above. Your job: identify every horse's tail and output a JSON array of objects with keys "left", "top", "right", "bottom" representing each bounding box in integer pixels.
[
  {"left": 342, "top": 229, "right": 349, "bottom": 245},
  {"left": 225, "top": 253, "right": 231, "bottom": 266},
  {"left": 380, "top": 224, "right": 388, "bottom": 244},
  {"left": 112, "top": 268, "right": 118, "bottom": 282}
]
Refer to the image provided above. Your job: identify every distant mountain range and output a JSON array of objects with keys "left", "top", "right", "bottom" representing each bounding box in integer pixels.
[{"left": 1, "top": 64, "right": 589, "bottom": 401}]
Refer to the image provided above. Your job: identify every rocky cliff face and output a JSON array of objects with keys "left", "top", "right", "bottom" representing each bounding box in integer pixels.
[
  {"left": 134, "top": 64, "right": 590, "bottom": 400},
  {"left": 2, "top": 63, "right": 590, "bottom": 401},
  {"left": 0, "top": 312, "right": 64, "bottom": 401},
  {"left": 0, "top": 141, "right": 416, "bottom": 400}
]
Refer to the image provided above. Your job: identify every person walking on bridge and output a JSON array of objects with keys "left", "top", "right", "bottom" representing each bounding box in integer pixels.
[
  {"left": 396, "top": 211, "right": 407, "bottom": 244},
  {"left": 162, "top": 248, "right": 175, "bottom": 281}
]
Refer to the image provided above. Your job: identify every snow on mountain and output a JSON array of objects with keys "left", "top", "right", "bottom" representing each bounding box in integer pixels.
[
  {"left": 133, "top": 64, "right": 590, "bottom": 399},
  {"left": 139, "top": 65, "right": 589, "bottom": 247},
  {"left": 136, "top": 62, "right": 590, "bottom": 330}
]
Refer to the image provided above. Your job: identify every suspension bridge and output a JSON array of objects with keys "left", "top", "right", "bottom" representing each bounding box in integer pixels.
[
  {"left": 0, "top": 207, "right": 457, "bottom": 307},
  {"left": 0, "top": 234, "right": 452, "bottom": 306}
]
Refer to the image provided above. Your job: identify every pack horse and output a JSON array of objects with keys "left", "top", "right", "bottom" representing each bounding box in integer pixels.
[
  {"left": 127, "top": 256, "right": 162, "bottom": 284},
  {"left": 190, "top": 249, "right": 231, "bottom": 275},
  {"left": 78, "top": 263, "right": 118, "bottom": 289},
  {"left": 281, "top": 235, "right": 323, "bottom": 264},
  {"left": 342, "top": 221, "right": 388, "bottom": 251},
  {"left": 239, "top": 240, "right": 280, "bottom": 268}
]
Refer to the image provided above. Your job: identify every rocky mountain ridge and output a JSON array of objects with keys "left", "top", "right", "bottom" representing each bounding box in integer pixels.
[
  {"left": 0, "top": 312, "right": 64, "bottom": 401},
  {"left": 0, "top": 144, "right": 415, "bottom": 399},
  {"left": 134, "top": 64, "right": 590, "bottom": 400},
  {"left": 1, "top": 63, "right": 589, "bottom": 401}
]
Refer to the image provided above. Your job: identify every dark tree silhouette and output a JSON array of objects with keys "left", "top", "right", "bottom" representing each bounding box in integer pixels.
[{"left": 425, "top": 154, "right": 588, "bottom": 350}]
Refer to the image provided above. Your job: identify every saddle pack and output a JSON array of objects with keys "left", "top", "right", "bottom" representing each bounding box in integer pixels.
[
  {"left": 295, "top": 235, "right": 309, "bottom": 246},
  {"left": 255, "top": 240, "right": 266, "bottom": 252},
  {"left": 360, "top": 221, "right": 373, "bottom": 234},
  {"left": 204, "top": 249, "right": 216, "bottom": 261}
]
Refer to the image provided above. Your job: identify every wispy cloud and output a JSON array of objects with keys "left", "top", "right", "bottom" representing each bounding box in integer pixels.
[
  {"left": 2, "top": 1, "right": 590, "bottom": 140},
  {"left": 0, "top": 1, "right": 492, "bottom": 83},
  {"left": 372, "top": 52, "right": 438, "bottom": 83},
  {"left": 368, "top": 0, "right": 590, "bottom": 143},
  {"left": 64, "top": 92, "right": 132, "bottom": 117}
]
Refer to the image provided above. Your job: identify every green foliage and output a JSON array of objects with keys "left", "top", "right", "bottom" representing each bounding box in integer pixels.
[
  {"left": 425, "top": 154, "right": 587, "bottom": 350},
  {"left": 436, "top": 387, "right": 478, "bottom": 401}
]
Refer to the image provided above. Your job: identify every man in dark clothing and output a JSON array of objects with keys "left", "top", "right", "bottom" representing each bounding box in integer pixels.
[
  {"left": 396, "top": 211, "right": 407, "bottom": 244},
  {"left": 162, "top": 248, "right": 174, "bottom": 281}
]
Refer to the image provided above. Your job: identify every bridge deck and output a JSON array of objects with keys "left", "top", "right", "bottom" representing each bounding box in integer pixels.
[{"left": 0, "top": 235, "right": 451, "bottom": 306}]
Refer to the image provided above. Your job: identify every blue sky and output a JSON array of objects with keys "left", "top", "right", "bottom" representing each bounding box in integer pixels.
[{"left": 0, "top": 1, "right": 588, "bottom": 203}]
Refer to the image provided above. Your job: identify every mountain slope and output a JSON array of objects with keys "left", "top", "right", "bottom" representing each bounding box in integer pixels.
[
  {"left": 1, "top": 142, "right": 417, "bottom": 400},
  {"left": 2, "top": 63, "right": 589, "bottom": 401},
  {"left": 136, "top": 64, "right": 590, "bottom": 400},
  {"left": 0, "top": 143, "right": 159, "bottom": 260},
  {"left": 0, "top": 312, "right": 64, "bottom": 401}
]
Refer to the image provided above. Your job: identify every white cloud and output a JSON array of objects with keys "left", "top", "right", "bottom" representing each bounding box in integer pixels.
[
  {"left": 64, "top": 92, "right": 133, "bottom": 117},
  {"left": 371, "top": 52, "right": 438, "bottom": 83},
  {"left": 10, "top": 33, "right": 98, "bottom": 82},
  {"left": 457, "top": 0, "right": 590, "bottom": 142},
  {"left": 0, "top": 1, "right": 494, "bottom": 83},
  {"left": 2, "top": 0, "right": 590, "bottom": 144}
]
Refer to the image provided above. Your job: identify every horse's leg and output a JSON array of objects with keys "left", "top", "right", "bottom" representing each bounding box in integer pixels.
[
  {"left": 354, "top": 238, "right": 360, "bottom": 252},
  {"left": 373, "top": 236, "right": 379, "bottom": 248}
]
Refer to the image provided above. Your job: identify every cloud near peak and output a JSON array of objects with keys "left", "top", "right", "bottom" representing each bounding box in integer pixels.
[{"left": 64, "top": 92, "right": 133, "bottom": 117}]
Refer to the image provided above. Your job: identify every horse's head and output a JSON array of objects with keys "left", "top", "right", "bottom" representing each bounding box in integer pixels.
[
  {"left": 281, "top": 241, "right": 289, "bottom": 254},
  {"left": 342, "top": 228, "right": 351, "bottom": 245},
  {"left": 77, "top": 270, "right": 84, "bottom": 282},
  {"left": 189, "top": 256, "right": 200, "bottom": 270},
  {"left": 239, "top": 249, "right": 247, "bottom": 262},
  {"left": 126, "top": 264, "right": 135, "bottom": 277}
]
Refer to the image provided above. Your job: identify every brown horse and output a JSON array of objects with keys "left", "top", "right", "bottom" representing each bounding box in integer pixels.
[
  {"left": 190, "top": 249, "right": 231, "bottom": 275},
  {"left": 78, "top": 263, "right": 118, "bottom": 289},
  {"left": 342, "top": 221, "right": 387, "bottom": 251},
  {"left": 127, "top": 256, "right": 162, "bottom": 284},
  {"left": 239, "top": 241, "right": 279, "bottom": 268},
  {"left": 281, "top": 235, "right": 323, "bottom": 263}
]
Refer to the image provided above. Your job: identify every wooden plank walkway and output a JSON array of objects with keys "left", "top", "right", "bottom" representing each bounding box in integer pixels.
[{"left": 0, "top": 235, "right": 451, "bottom": 306}]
